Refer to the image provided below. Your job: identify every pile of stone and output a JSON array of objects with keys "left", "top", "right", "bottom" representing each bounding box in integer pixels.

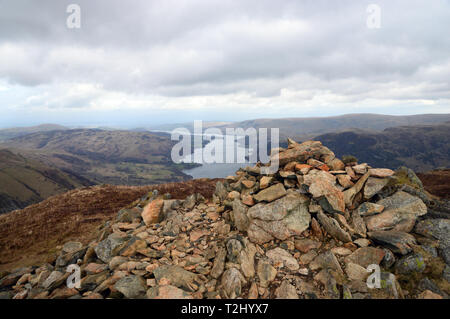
[{"left": 1, "top": 140, "right": 449, "bottom": 299}]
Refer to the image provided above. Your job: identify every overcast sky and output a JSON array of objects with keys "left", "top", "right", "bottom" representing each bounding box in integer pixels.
[{"left": 0, "top": 0, "right": 449, "bottom": 128}]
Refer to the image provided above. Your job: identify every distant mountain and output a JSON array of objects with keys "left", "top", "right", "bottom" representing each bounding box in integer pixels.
[
  {"left": 0, "top": 124, "right": 68, "bottom": 141},
  {"left": 314, "top": 122, "right": 450, "bottom": 172},
  {"left": 1, "top": 129, "right": 195, "bottom": 187},
  {"left": 0, "top": 149, "right": 92, "bottom": 214},
  {"left": 218, "top": 113, "right": 450, "bottom": 141}
]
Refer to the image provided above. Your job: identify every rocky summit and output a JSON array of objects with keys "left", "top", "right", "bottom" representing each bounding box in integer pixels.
[{"left": 1, "top": 139, "right": 449, "bottom": 300}]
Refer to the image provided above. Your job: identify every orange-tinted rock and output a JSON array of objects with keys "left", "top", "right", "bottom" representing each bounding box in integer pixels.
[{"left": 142, "top": 199, "right": 164, "bottom": 225}]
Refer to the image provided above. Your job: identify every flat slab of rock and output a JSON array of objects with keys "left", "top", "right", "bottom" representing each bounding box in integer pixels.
[
  {"left": 366, "top": 191, "right": 427, "bottom": 232},
  {"left": 253, "top": 183, "right": 287, "bottom": 203},
  {"left": 344, "top": 247, "right": 385, "bottom": 268},
  {"left": 364, "top": 177, "right": 389, "bottom": 200},
  {"left": 368, "top": 231, "right": 417, "bottom": 255},
  {"left": 317, "top": 211, "right": 352, "bottom": 243},
  {"left": 266, "top": 247, "right": 299, "bottom": 271},
  {"left": 247, "top": 193, "right": 311, "bottom": 244}
]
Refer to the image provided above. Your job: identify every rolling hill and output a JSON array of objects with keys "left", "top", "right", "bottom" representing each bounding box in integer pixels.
[
  {"left": 218, "top": 113, "right": 450, "bottom": 141},
  {"left": 314, "top": 122, "right": 450, "bottom": 172},
  {"left": 1, "top": 129, "right": 196, "bottom": 186},
  {"left": 0, "top": 149, "right": 93, "bottom": 214},
  {"left": 0, "top": 124, "right": 68, "bottom": 141}
]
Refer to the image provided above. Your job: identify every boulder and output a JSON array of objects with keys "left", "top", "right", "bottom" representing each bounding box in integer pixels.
[
  {"left": 247, "top": 193, "right": 311, "bottom": 244},
  {"left": 366, "top": 191, "right": 427, "bottom": 232},
  {"left": 368, "top": 231, "right": 417, "bottom": 255}
]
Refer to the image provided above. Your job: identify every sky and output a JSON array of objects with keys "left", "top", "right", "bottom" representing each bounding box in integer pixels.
[{"left": 0, "top": 0, "right": 449, "bottom": 128}]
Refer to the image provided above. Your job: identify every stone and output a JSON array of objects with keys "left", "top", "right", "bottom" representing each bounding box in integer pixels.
[
  {"left": 356, "top": 202, "right": 384, "bottom": 217},
  {"left": 331, "top": 247, "right": 353, "bottom": 256},
  {"left": 221, "top": 268, "right": 246, "bottom": 299},
  {"left": 241, "top": 194, "right": 255, "bottom": 206},
  {"left": 366, "top": 191, "right": 427, "bottom": 232},
  {"left": 352, "top": 210, "right": 367, "bottom": 238},
  {"left": 84, "top": 263, "right": 108, "bottom": 275},
  {"left": 367, "top": 231, "right": 417, "bottom": 255},
  {"left": 210, "top": 248, "right": 227, "bottom": 279},
  {"left": 353, "top": 163, "right": 369, "bottom": 175},
  {"left": 253, "top": 183, "right": 287, "bottom": 203},
  {"left": 95, "top": 233, "right": 128, "bottom": 263},
  {"left": 364, "top": 177, "right": 389, "bottom": 199},
  {"left": 418, "top": 290, "right": 443, "bottom": 299},
  {"left": 369, "top": 168, "right": 395, "bottom": 178},
  {"left": 114, "top": 275, "right": 147, "bottom": 299},
  {"left": 345, "top": 263, "right": 369, "bottom": 281},
  {"left": 189, "top": 229, "right": 209, "bottom": 242},
  {"left": 248, "top": 282, "right": 259, "bottom": 299},
  {"left": 214, "top": 181, "right": 228, "bottom": 201},
  {"left": 273, "top": 140, "right": 336, "bottom": 167},
  {"left": 337, "top": 174, "right": 354, "bottom": 189},
  {"left": 299, "top": 250, "right": 318, "bottom": 265},
  {"left": 317, "top": 211, "right": 352, "bottom": 243},
  {"left": 227, "top": 191, "right": 241, "bottom": 200},
  {"left": 308, "top": 173, "right": 345, "bottom": 213},
  {"left": 153, "top": 265, "right": 199, "bottom": 292},
  {"left": 395, "top": 166, "right": 424, "bottom": 190},
  {"left": 275, "top": 280, "right": 298, "bottom": 299},
  {"left": 395, "top": 253, "right": 426, "bottom": 274},
  {"left": 309, "top": 251, "right": 344, "bottom": 275},
  {"left": 231, "top": 199, "right": 250, "bottom": 232},
  {"left": 295, "top": 164, "right": 312, "bottom": 175},
  {"left": 256, "top": 261, "right": 277, "bottom": 288},
  {"left": 41, "top": 271, "right": 65, "bottom": 290},
  {"left": 142, "top": 199, "right": 164, "bottom": 225},
  {"left": 415, "top": 219, "right": 450, "bottom": 265},
  {"left": 148, "top": 285, "right": 193, "bottom": 299},
  {"left": 294, "top": 239, "right": 321, "bottom": 253},
  {"left": 344, "top": 247, "right": 385, "bottom": 268},
  {"left": 266, "top": 247, "right": 299, "bottom": 271},
  {"left": 343, "top": 172, "right": 370, "bottom": 207},
  {"left": 259, "top": 176, "right": 273, "bottom": 189},
  {"left": 354, "top": 238, "right": 371, "bottom": 247},
  {"left": 247, "top": 193, "right": 311, "bottom": 244},
  {"left": 327, "top": 158, "right": 345, "bottom": 171}
]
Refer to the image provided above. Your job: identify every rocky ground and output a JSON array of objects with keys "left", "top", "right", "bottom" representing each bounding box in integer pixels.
[{"left": 0, "top": 140, "right": 449, "bottom": 299}]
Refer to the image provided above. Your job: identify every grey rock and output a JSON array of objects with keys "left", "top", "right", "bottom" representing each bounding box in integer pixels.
[
  {"left": 317, "top": 211, "right": 352, "bottom": 243},
  {"left": 94, "top": 233, "right": 128, "bottom": 263},
  {"left": 114, "top": 275, "right": 146, "bottom": 299},
  {"left": 153, "top": 265, "right": 200, "bottom": 292},
  {"left": 221, "top": 268, "right": 246, "bottom": 299},
  {"left": 395, "top": 253, "right": 426, "bottom": 274},
  {"left": 231, "top": 199, "right": 250, "bottom": 232},
  {"left": 366, "top": 191, "right": 427, "bottom": 232},
  {"left": 275, "top": 280, "right": 298, "bottom": 299},
  {"left": 253, "top": 183, "right": 287, "bottom": 203},
  {"left": 364, "top": 177, "right": 389, "bottom": 200},
  {"left": 368, "top": 231, "right": 417, "bottom": 255},
  {"left": 256, "top": 260, "right": 277, "bottom": 288}
]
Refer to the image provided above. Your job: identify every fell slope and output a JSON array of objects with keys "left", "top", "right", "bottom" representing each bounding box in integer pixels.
[
  {"left": 0, "top": 149, "right": 92, "bottom": 214},
  {"left": 0, "top": 179, "right": 221, "bottom": 272},
  {"left": 1, "top": 129, "right": 196, "bottom": 186},
  {"left": 315, "top": 122, "right": 450, "bottom": 172}
]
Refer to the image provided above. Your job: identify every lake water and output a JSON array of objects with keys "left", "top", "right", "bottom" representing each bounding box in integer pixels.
[{"left": 181, "top": 134, "right": 255, "bottom": 179}]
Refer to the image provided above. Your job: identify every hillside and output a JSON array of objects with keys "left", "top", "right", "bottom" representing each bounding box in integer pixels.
[
  {"left": 314, "top": 122, "right": 450, "bottom": 172},
  {"left": 0, "top": 124, "right": 68, "bottom": 141},
  {"left": 0, "top": 179, "right": 221, "bottom": 272},
  {"left": 0, "top": 139, "right": 448, "bottom": 300},
  {"left": 1, "top": 129, "right": 196, "bottom": 186},
  {"left": 218, "top": 113, "right": 450, "bottom": 141},
  {"left": 0, "top": 149, "right": 93, "bottom": 214}
]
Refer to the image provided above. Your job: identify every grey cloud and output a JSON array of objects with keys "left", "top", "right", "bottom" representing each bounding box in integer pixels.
[{"left": 0, "top": 0, "right": 449, "bottom": 112}]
